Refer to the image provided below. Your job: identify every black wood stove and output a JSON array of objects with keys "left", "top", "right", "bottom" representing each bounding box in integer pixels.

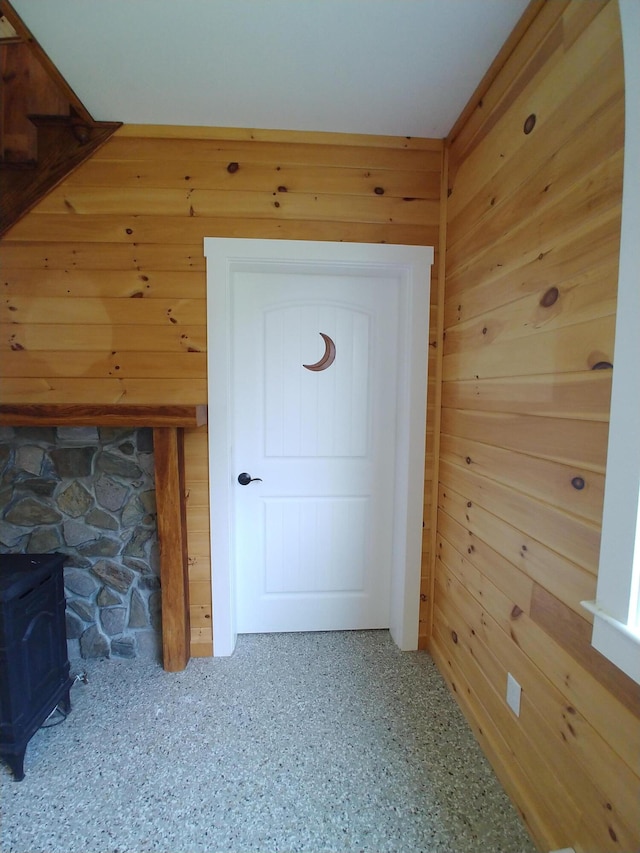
[{"left": 0, "top": 553, "right": 72, "bottom": 780}]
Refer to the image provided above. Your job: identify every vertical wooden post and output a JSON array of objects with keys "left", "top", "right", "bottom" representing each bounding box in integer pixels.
[{"left": 153, "top": 427, "right": 191, "bottom": 672}]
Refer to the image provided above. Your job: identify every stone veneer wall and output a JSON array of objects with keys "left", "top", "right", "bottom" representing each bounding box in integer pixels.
[{"left": 0, "top": 426, "right": 160, "bottom": 660}]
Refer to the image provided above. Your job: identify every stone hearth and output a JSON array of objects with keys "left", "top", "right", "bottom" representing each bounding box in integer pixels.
[{"left": 0, "top": 426, "right": 160, "bottom": 660}]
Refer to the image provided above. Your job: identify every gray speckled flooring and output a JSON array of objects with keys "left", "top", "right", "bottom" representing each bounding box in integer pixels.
[{"left": 0, "top": 631, "right": 536, "bottom": 853}]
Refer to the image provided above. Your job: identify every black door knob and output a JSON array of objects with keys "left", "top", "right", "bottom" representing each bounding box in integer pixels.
[{"left": 238, "top": 472, "right": 262, "bottom": 485}]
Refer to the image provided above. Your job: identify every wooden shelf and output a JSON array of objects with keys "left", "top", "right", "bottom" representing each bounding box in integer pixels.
[{"left": 0, "top": 404, "right": 207, "bottom": 428}]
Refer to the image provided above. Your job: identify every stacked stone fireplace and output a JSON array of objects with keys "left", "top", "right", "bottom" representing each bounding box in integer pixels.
[{"left": 0, "top": 426, "right": 160, "bottom": 661}]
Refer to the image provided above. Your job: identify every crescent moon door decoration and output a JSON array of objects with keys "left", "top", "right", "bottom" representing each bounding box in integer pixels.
[{"left": 303, "top": 332, "right": 336, "bottom": 372}]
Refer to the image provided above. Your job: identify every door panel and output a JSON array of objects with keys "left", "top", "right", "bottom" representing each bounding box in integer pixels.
[
  {"left": 264, "top": 497, "right": 367, "bottom": 593},
  {"left": 233, "top": 270, "right": 399, "bottom": 633},
  {"left": 264, "top": 304, "right": 370, "bottom": 458}
]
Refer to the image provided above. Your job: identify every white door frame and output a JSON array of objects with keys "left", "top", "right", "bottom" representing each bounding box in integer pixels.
[{"left": 205, "top": 238, "right": 433, "bottom": 656}]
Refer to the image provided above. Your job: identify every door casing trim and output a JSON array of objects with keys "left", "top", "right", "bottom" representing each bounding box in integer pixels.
[{"left": 205, "top": 238, "right": 434, "bottom": 656}]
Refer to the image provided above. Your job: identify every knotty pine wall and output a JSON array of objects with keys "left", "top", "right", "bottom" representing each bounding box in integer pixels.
[
  {"left": 430, "top": 2, "right": 640, "bottom": 852},
  {"left": 0, "top": 127, "right": 443, "bottom": 657}
]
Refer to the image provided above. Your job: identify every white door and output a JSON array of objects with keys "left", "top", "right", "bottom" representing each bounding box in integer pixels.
[
  {"left": 206, "top": 239, "right": 433, "bottom": 656},
  {"left": 232, "top": 270, "right": 399, "bottom": 633}
]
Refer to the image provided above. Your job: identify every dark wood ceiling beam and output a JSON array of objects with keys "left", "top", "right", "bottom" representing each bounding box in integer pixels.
[
  {"left": 0, "top": 0, "right": 122, "bottom": 237},
  {"left": 0, "top": 116, "right": 121, "bottom": 236},
  {"left": 0, "top": 0, "right": 92, "bottom": 125}
]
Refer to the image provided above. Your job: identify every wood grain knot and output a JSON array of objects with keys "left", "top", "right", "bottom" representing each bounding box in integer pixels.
[
  {"left": 125, "top": 228, "right": 133, "bottom": 235},
  {"left": 592, "top": 361, "right": 613, "bottom": 370},
  {"left": 374, "top": 187, "right": 385, "bottom": 195},
  {"left": 571, "top": 476, "right": 585, "bottom": 490},
  {"left": 540, "top": 286, "right": 559, "bottom": 307},
  {"left": 227, "top": 162, "right": 239, "bottom": 173},
  {"left": 511, "top": 605, "right": 523, "bottom": 619},
  {"left": 277, "top": 186, "right": 287, "bottom": 192},
  {"left": 71, "top": 121, "right": 91, "bottom": 144},
  {"left": 523, "top": 113, "right": 536, "bottom": 134},
  {"left": 451, "top": 631, "right": 458, "bottom": 644}
]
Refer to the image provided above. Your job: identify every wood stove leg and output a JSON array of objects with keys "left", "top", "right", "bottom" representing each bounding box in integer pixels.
[
  {"left": 60, "top": 688, "right": 71, "bottom": 715},
  {"left": 2, "top": 749, "right": 25, "bottom": 782},
  {"left": 153, "top": 427, "right": 191, "bottom": 672}
]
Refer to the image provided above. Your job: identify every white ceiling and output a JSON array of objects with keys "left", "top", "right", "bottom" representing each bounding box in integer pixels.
[{"left": 12, "top": 0, "right": 529, "bottom": 138}]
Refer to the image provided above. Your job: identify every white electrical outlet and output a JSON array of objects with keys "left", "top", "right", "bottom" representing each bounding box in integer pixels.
[{"left": 506, "top": 673, "right": 521, "bottom": 716}]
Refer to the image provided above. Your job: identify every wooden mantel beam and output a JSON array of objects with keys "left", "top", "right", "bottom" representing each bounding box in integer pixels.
[{"left": 0, "top": 404, "right": 207, "bottom": 428}]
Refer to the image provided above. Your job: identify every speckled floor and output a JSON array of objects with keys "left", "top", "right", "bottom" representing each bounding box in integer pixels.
[{"left": 0, "top": 631, "right": 536, "bottom": 853}]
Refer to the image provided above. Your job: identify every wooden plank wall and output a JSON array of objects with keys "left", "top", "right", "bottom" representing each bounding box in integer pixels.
[
  {"left": 0, "top": 126, "right": 442, "bottom": 656},
  {"left": 430, "top": 2, "right": 640, "bottom": 851}
]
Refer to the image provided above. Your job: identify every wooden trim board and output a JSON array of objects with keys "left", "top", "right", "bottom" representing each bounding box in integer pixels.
[
  {"left": 0, "top": 403, "right": 207, "bottom": 428},
  {"left": 154, "top": 427, "right": 191, "bottom": 672}
]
